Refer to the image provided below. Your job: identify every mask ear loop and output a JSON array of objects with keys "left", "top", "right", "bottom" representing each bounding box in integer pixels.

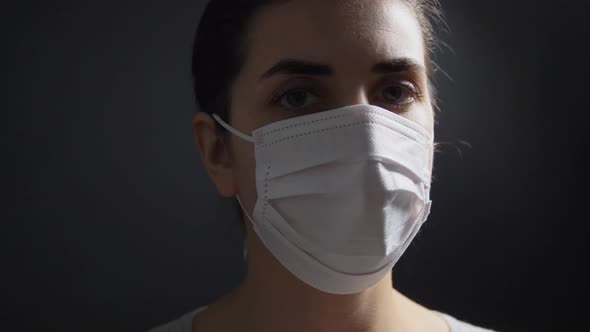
[
  {"left": 211, "top": 113, "right": 256, "bottom": 260},
  {"left": 235, "top": 194, "right": 254, "bottom": 260},
  {"left": 211, "top": 113, "right": 256, "bottom": 143}
]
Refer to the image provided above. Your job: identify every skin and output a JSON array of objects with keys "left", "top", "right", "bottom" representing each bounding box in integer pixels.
[{"left": 192, "top": 0, "right": 445, "bottom": 331}]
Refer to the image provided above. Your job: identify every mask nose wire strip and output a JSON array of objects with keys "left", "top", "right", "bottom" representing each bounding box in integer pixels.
[{"left": 212, "top": 113, "right": 256, "bottom": 143}]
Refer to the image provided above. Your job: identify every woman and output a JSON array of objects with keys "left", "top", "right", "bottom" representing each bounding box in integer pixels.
[{"left": 151, "top": 0, "right": 498, "bottom": 331}]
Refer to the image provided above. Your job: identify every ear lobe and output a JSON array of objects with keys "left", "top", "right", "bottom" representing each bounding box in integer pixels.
[{"left": 215, "top": 169, "right": 238, "bottom": 197}]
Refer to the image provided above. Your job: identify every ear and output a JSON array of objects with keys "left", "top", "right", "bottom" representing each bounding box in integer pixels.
[{"left": 192, "top": 112, "right": 237, "bottom": 197}]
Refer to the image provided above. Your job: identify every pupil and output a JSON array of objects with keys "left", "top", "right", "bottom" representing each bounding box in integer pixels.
[
  {"left": 287, "top": 90, "right": 307, "bottom": 107},
  {"left": 385, "top": 87, "right": 402, "bottom": 100}
]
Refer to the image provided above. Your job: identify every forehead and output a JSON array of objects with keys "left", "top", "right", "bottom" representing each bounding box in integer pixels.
[{"left": 242, "top": 0, "right": 425, "bottom": 75}]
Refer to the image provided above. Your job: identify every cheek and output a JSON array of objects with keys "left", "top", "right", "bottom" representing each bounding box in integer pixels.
[
  {"left": 409, "top": 105, "right": 435, "bottom": 175},
  {"left": 231, "top": 136, "right": 259, "bottom": 209},
  {"left": 407, "top": 103, "right": 434, "bottom": 130}
]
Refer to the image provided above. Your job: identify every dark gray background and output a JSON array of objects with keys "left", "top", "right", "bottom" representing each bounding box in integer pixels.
[{"left": 14, "top": 1, "right": 588, "bottom": 331}]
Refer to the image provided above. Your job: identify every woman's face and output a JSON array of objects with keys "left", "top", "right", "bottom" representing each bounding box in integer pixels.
[{"left": 195, "top": 0, "right": 434, "bottom": 216}]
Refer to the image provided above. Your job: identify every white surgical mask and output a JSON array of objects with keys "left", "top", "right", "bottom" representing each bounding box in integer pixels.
[{"left": 212, "top": 104, "right": 433, "bottom": 295}]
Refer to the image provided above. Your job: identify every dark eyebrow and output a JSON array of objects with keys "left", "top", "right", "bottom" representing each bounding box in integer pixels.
[
  {"left": 259, "top": 57, "right": 424, "bottom": 81},
  {"left": 371, "top": 57, "right": 425, "bottom": 74},
  {"left": 259, "top": 59, "right": 333, "bottom": 81}
]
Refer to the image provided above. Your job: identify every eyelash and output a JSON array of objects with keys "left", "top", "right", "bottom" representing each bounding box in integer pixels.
[{"left": 270, "top": 81, "right": 422, "bottom": 110}]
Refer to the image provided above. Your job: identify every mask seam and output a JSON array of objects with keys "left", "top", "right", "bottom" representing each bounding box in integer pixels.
[
  {"left": 261, "top": 109, "right": 430, "bottom": 141},
  {"left": 262, "top": 164, "right": 271, "bottom": 218},
  {"left": 257, "top": 120, "right": 429, "bottom": 150}
]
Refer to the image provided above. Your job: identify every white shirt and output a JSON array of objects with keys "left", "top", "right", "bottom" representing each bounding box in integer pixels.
[{"left": 148, "top": 305, "right": 498, "bottom": 332}]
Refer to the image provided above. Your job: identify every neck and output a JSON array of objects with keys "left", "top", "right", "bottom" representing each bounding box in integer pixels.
[{"left": 224, "top": 231, "right": 401, "bottom": 332}]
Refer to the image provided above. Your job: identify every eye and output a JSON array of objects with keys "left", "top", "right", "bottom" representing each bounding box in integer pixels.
[
  {"left": 273, "top": 88, "right": 319, "bottom": 109},
  {"left": 381, "top": 82, "right": 418, "bottom": 105}
]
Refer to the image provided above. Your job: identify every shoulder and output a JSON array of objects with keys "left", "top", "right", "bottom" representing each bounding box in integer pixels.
[
  {"left": 147, "top": 305, "right": 498, "bottom": 332},
  {"left": 434, "top": 311, "right": 499, "bottom": 332},
  {"left": 147, "top": 306, "right": 209, "bottom": 332}
]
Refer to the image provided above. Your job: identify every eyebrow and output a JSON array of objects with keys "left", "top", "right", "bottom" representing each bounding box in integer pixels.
[{"left": 259, "top": 57, "right": 424, "bottom": 81}]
